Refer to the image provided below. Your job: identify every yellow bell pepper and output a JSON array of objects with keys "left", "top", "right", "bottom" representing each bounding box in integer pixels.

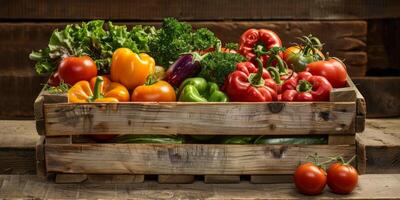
[
  {"left": 110, "top": 48, "right": 155, "bottom": 90},
  {"left": 68, "top": 76, "right": 130, "bottom": 103}
]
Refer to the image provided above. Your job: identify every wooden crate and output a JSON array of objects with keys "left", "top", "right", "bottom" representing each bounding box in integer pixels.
[{"left": 34, "top": 77, "right": 365, "bottom": 184}]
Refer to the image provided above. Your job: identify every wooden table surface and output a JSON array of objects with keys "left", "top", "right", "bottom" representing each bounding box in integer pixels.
[{"left": 0, "top": 174, "right": 399, "bottom": 199}]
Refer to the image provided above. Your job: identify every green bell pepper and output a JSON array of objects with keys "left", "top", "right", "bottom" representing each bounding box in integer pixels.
[{"left": 178, "top": 77, "right": 229, "bottom": 102}]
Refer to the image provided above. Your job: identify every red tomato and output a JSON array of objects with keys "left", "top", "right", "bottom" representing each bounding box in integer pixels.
[
  {"left": 294, "top": 162, "right": 327, "bottom": 195},
  {"left": 58, "top": 56, "right": 97, "bottom": 86},
  {"left": 327, "top": 163, "right": 358, "bottom": 194},
  {"left": 306, "top": 58, "right": 347, "bottom": 88}
]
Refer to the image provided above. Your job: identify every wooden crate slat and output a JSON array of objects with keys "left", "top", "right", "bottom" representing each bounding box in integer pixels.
[
  {"left": 250, "top": 175, "right": 293, "bottom": 184},
  {"left": 158, "top": 175, "right": 195, "bottom": 184},
  {"left": 45, "top": 143, "right": 355, "bottom": 175},
  {"left": 44, "top": 102, "right": 356, "bottom": 136},
  {"left": 204, "top": 175, "right": 240, "bottom": 184}
]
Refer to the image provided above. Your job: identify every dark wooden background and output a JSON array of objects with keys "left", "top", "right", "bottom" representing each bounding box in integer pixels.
[{"left": 0, "top": 0, "right": 399, "bottom": 119}]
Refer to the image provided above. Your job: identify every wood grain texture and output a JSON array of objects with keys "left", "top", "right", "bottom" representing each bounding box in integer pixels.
[
  {"left": 35, "top": 136, "right": 46, "bottom": 178},
  {"left": 45, "top": 143, "right": 355, "bottom": 175},
  {"left": 0, "top": 71, "right": 47, "bottom": 119},
  {"left": 44, "top": 102, "right": 356, "bottom": 136},
  {"left": 353, "top": 77, "right": 400, "bottom": 118},
  {"left": 158, "top": 175, "right": 195, "bottom": 184},
  {"left": 356, "top": 119, "right": 400, "bottom": 174},
  {"left": 1, "top": 0, "right": 399, "bottom": 20},
  {"left": 347, "top": 77, "right": 366, "bottom": 132},
  {"left": 251, "top": 175, "right": 293, "bottom": 184},
  {"left": 204, "top": 175, "right": 240, "bottom": 184},
  {"left": 1, "top": 174, "right": 400, "bottom": 199},
  {"left": 0, "top": 120, "right": 37, "bottom": 175},
  {"left": 367, "top": 19, "right": 400, "bottom": 71}
]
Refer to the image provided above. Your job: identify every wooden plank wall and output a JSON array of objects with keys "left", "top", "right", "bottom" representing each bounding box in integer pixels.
[{"left": 0, "top": 0, "right": 399, "bottom": 119}]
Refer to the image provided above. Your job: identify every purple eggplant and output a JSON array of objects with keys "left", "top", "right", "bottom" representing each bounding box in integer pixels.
[{"left": 163, "top": 53, "right": 203, "bottom": 87}]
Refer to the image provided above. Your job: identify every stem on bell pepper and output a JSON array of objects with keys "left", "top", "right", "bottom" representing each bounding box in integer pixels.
[
  {"left": 297, "top": 80, "right": 313, "bottom": 92},
  {"left": 253, "top": 44, "right": 268, "bottom": 57},
  {"left": 274, "top": 55, "right": 289, "bottom": 75},
  {"left": 248, "top": 58, "right": 265, "bottom": 87},
  {"left": 90, "top": 76, "right": 104, "bottom": 102},
  {"left": 266, "top": 67, "right": 283, "bottom": 85}
]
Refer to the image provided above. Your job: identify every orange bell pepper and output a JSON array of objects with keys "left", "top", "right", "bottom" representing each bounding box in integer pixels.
[
  {"left": 68, "top": 76, "right": 130, "bottom": 103},
  {"left": 111, "top": 48, "right": 155, "bottom": 90},
  {"left": 132, "top": 75, "right": 176, "bottom": 102}
]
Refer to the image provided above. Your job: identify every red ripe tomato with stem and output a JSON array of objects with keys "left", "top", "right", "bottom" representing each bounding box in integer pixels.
[
  {"left": 294, "top": 162, "right": 327, "bottom": 195},
  {"left": 327, "top": 156, "right": 358, "bottom": 194}
]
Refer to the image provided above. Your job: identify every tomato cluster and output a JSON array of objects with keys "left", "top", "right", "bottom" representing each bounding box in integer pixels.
[{"left": 294, "top": 156, "right": 358, "bottom": 196}]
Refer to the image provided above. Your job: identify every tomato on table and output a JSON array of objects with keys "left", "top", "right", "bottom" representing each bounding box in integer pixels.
[{"left": 294, "top": 162, "right": 327, "bottom": 195}]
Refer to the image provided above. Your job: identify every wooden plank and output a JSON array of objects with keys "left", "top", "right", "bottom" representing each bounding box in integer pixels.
[
  {"left": 0, "top": 70, "right": 47, "bottom": 119},
  {"left": 1, "top": 174, "right": 400, "bottom": 199},
  {"left": 46, "top": 136, "right": 72, "bottom": 144},
  {"left": 0, "top": 120, "right": 37, "bottom": 174},
  {"left": 55, "top": 174, "right": 88, "bottom": 184},
  {"left": 45, "top": 144, "right": 355, "bottom": 175},
  {"left": 367, "top": 19, "right": 400, "bottom": 71},
  {"left": 356, "top": 119, "right": 400, "bottom": 174},
  {"left": 35, "top": 136, "right": 46, "bottom": 178},
  {"left": 330, "top": 88, "right": 356, "bottom": 102},
  {"left": 44, "top": 102, "right": 356, "bottom": 136},
  {"left": 87, "top": 174, "right": 144, "bottom": 184},
  {"left": 0, "top": 21, "right": 366, "bottom": 75},
  {"left": 158, "top": 175, "right": 195, "bottom": 184},
  {"left": 55, "top": 174, "right": 145, "bottom": 184},
  {"left": 1, "top": 0, "right": 399, "bottom": 20},
  {"left": 251, "top": 175, "right": 293, "bottom": 184},
  {"left": 352, "top": 77, "right": 400, "bottom": 118},
  {"left": 328, "top": 135, "right": 355, "bottom": 145},
  {"left": 204, "top": 175, "right": 240, "bottom": 184}
]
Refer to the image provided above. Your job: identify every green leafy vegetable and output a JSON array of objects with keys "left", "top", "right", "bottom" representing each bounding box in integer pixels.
[
  {"left": 225, "top": 42, "right": 239, "bottom": 51},
  {"left": 30, "top": 20, "right": 155, "bottom": 74},
  {"left": 149, "top": 18, "right": 219, "bottom": 68},
  {"left": 44, "top": 82, "right": 70, "bottom": 94},
  {"left": 199, "top": 52, "right": 246, "bottom": 86}
]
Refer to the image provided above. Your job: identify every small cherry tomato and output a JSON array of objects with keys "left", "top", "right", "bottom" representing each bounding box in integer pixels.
[
  {"left": 327, "top": 163, "right": 358, "bottom": 194},
  {"left": 294, "top": 162, "right": 327, "bottom": 195},
  {"left": 58, "top": 56, "right": 98, "bottom": 86}
]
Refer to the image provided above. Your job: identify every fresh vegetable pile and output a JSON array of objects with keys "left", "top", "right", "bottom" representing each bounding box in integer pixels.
[
  {"left": 30, "top": 18, "right": 348, "bottom": 104},
  {"left": 30, "top": 19, "right": 349, "bottom": 143}
]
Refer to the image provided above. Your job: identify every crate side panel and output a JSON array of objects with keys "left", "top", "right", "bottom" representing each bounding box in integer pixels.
[
  {"left": 45, "top": 144, "right": 355, "bottom": 175},
  {"left": 44, "top": 102, "right": 356, "bottom": 136}
]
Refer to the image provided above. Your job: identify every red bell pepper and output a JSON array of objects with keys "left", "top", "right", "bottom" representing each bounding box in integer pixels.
[
  {"left": 238, "top": 29, "right": 282, "bottom": 66},
  {"left": 225, "top": 58, "right": 278, "bottom": 102},
  {"left": 281, "top": 72, "right": 332, "bottom": 101}
]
